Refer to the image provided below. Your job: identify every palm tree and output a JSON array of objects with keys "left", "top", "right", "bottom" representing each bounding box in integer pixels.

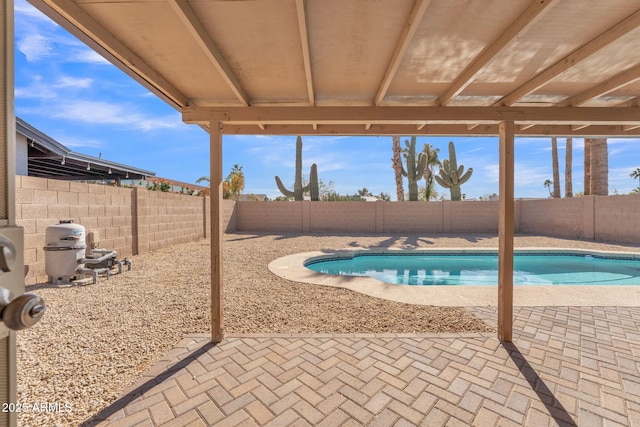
[
  {"left": 195, "top": 176, "right": 210, "bottom": 196},
  {"left": 226, "top": 164, "right": 245, "bottom": 200},
  {"left": 551, "top": 137, "right": 560, "bottom": 198},
  {"left": 630, "top": 167, "right": 640, "bottom": 187},
  {"left": 357, "top": 187, "right": 373, "bottom": 197},
  {"left": 195, "top": 176, "right": 209, "bottom": 185},
  {"left": 391, "top": 136, "right": 405, "bottom": 201},
  {"left": 544, "top": 179, "right": 552, "bottom": 197},
  {"left": 421, "top": 143, "right": 441, "bottom": 201},
  {"left": 565, "top": 137, "right": 573, "bottom": 197},
  {"left": 588, "top": 138, "right": 608, "bottom": 195}
]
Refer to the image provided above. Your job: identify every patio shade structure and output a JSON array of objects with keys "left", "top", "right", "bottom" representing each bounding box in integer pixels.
[
  {"left": 27, "top": 0, "right": 640, "bottom": 343},
  {"left": 17, "top": 117, "right": 155, "bottom": 181}
]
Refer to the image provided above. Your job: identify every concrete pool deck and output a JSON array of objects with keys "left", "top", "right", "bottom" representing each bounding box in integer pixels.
[{"left": 269, "top": 248, "right": 640, "bottom": 307}]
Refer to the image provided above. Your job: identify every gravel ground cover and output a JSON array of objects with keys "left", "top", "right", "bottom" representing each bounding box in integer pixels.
[{"left": 16, "top": 232, "right": 639, "bottom": 426}]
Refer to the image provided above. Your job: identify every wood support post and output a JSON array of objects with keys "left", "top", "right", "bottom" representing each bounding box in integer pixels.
[
  {"left": 210, "top": 119, "right": 223, "bottom": 343},
  {"left": 498, "top": 121, "right": 515, "bottom": 342}
]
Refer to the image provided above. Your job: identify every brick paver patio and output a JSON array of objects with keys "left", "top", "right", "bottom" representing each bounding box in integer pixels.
[{"left": 88, "top": 306, "right": 640, "bottom": 426}]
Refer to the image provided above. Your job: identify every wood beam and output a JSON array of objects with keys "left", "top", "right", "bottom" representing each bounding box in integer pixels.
[
  {"left": 37, "top": 0, "right": 189, "bottom": 108},
  {"left": 519, "top": 124, "right": 535, "bottom": 131},
  {"left": 439, "top": 0, "right": 557, "bottom": 106},
  {"left": 373, "top": 0, "right": 432, "bottom": 106},
  {"left": 169, "top": 0, "right": 250, "bottom": 106},
  {"left": 497, "top": 8, "right": 640, "bottom": 106},
  {"left": 210, "top": 116, "right": 225, "bottom": 343},
  {"left": 571, "top": 124, "right": 590, "bottom": 131},
  {"left": 183, "top": 105, "right": 640, "bottom": 125},
  {"left": 295, "top": 0, "right": 314, "bottom": 105},
  {"left": 564, "top": 64, "right": 640, "bottom": 107},
  {"left": 212, "top": 123, "right": 640, "bottom": 137},
  {"left": 498, "top": 121, "right": 515, "bottom": 343}
]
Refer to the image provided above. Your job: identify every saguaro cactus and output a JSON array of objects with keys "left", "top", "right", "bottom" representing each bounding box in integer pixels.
[
  {"left": 401, "top": 136, "right": 427, "bottom": 201},
  {"left": 275, "top": 136, "right": 319, "bottom": 201},
  {"left": 309, "top": 163, "right": 319, "bottom": 201},
  {"left": 435, "top": 141, "right": 473, "bottom": 201}
]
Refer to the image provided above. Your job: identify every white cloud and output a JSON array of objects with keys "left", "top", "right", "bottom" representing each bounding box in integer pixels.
[
  {"left": 14, "top": 1, "right": 52, "bottom": 21},
  {"left": 41, "top": 99, "right": 181, "bottom": 131},
  {"left": 57, "top": 76, "right": 93, "bottom": 89},
  {"left": 56, "top": 134, "right": 104, "bottom": 149},
  {"left": 17, "top": 33, "right": 52, "bottom": 62},
  {"left": 15, "top": 75, "right": 94, "bottom": 100},
  {"left": 482, "top": 163, "right": 499, "bottom": 183},
  {"left": 51, "top": 100, "right": 127, "bottom": 124},
  {"left": 135, "top": 116, "right": 182, "bottom": 131},
  {"left": 71, "top": 49, "right": 111, "bottom": 65},
  {"left": 481, "top": 162, "right": 551, "bottom": 188}
]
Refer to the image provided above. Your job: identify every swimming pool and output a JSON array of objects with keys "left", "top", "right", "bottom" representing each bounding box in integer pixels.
[{"left": 304, "top": 250, "right": 640, "bottom": 286}]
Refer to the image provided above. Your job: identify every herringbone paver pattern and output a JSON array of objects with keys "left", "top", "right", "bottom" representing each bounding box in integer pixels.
[{"left": 86, "top": 306, "right": 640, "bottom": 426}]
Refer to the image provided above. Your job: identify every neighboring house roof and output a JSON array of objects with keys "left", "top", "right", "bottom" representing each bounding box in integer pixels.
[{"left": 16, "top": 117, "right": 155, "bottom": 181}]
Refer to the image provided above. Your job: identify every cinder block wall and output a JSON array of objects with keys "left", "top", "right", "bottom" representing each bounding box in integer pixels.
[
  {"left": 136, "top": 188, "right": 205, "bottom": 253},
  {"left": 15, "top": 177, "right": 236, "bottom": 284},
  {"left": 237, "top": 201, "right": 303, "bottom": 232},
  {"left": 234, "top": 197, "right": 640, "bottom": 244},
  {"left": 382, "top": 203, "right": 444, "bottom": 233},
  {"left": 594, "top": 195, "right": 640, "bottom": 244},
  {"left": 310, "top": 202, "right": 377, "bottom": 233},
  {"left": 16, "top": 176, "right": 134, "bottom": 284},
  {"left": 450, "top": 201, "right": 498, "bottom": 233},
  {"left": 518, "top": 197, "right": 588, "bottom": 239},
  {"left": 235, "top": 200, "right": 500, "bottom": 234}
]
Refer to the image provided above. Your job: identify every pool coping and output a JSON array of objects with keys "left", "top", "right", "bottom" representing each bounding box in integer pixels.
[{"left": 268, "top": 247, "right": 640, "bottom": 307}]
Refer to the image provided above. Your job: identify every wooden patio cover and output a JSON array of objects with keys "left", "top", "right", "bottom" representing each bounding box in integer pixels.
[{"left": 28, "top": 0, "right": 640, "bottom": 342}]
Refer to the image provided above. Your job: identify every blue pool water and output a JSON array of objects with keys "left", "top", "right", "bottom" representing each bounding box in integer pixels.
[{"left": 305, "top": 252, "right": 640, "bottom": 286}]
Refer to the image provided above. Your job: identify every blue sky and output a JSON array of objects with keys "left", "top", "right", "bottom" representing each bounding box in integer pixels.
[{"left": 13, "top": 1, "right": 640, "bottom": 200}]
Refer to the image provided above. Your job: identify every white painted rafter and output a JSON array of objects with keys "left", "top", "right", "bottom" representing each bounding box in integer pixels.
[
  {"left": 182, "top": 106, "right": 640, "bottom": 136},
  {"left": 564, "top": 64, "right": 640, "bottom": 106},
  {"left": 168, "top": 0, "right": 250, "bottom": 106},
  {"left": 183, "top": 105, "right": 640, "bottom": 125},
  {"left": 295, "top": 0, "right": 315, "bottom": 106},
  {"left": 438, "top": 0, "right": 558, "bottom": 106},
  {"left": 497, "top": 8, "right": 640, "bottom": 106},
  {"left": 36, "top": 0, "right": 189, "bottom": 108},
  {"left": 373, "top": 0, "right": 432, "bottom": 106}
]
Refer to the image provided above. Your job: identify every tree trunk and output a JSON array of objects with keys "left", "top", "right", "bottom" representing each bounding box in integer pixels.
[
  {"left": 423, "top": 169, "right": 430, "bottom": 201},
  {"left": 565, "top": 137, "right": 572, "bottom": 197},
  {"left": 589, "top": 138, "right": 608, "bottom": 196},
  {"left": 583, "top": 138, "right": 591, "bottom": 196},
  {"left": 392, "top": 136, "right": 405, "bottom": 201},
  {"left": 551, "top": 137, "right": 561, "bottom": 198}
]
